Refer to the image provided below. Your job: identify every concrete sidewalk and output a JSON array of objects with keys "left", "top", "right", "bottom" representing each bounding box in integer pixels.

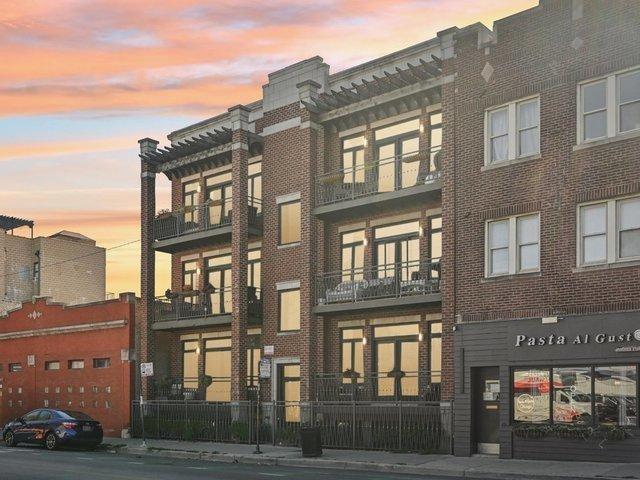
[{"left": 102, "top": 437, "right": 640, "bottom": 480}]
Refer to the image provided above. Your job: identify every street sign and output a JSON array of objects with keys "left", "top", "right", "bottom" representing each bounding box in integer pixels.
[
  {"left": 259, "top": 358, "right": 271, "bottom": 379},
  {"left": 140, "top": 362, "right": 154, "bottom": 377}
]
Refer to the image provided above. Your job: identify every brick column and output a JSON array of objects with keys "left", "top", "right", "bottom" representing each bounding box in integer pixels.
[
  {"left": 229, "top": 105, "right": 250, "bottom": 401},
  {"left": 139, "top": 137, "right": 158, "bottom": 398}
]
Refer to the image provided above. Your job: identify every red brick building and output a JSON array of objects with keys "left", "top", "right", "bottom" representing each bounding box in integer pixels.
[
  {"left": 0, "top": 294, "right": 136, "bottom": 437},
  {"left": 138, "top": 0, "right": 639, "bottom": 461}
]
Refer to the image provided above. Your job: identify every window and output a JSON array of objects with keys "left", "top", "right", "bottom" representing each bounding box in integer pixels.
[
  {"left": 183, "top": 181, "right": 199, "bottom": 223},
  {"left": 341, "top": 230, "right": 364, "bottom": 281},
  {"left": 429, "top": 111, "right": 442, "bottom": 173},
  {"left": 44, "top": 361, "right": 60, "bottom": 371},
  {"left": 204, "top": 337, "right": 231, "bottom": 402},
  {"left": 182, "top": 260, "right": 198, "bottom": 291},
  {"left": 279, "top": 200, "right": 301, "bottom": 246},
  {"left": 206, "top": 172, "right": 232, "bottom": 225},
  {"left": 429, "top": 322, "right": 442, "bottom": 384},
  {"left": 429, "top": 216, "right": 442, "bottom": 279},
  {"left": 205, "top": 253, "right": 232, "bottom": 314},
  {"left": 374, "top": 221, "right": 421, "bottom": 281},
  {"left": 486, "top": 214, "right": 540, "bottom": 277},
  {"left": 68, "top": 360, "right": 84, "bottom": 370},
  {"left": 248, "top": 248, "right": 261, "bottom": 299},
  {"left": 486, "top": 97, "right": 540, "bottom": 164},
  {"left": 341, "top": 136, "right": 365, "bottom": 185},
  {"left": 247, "top": 346, "right": 261, "bottom": 387},
  {"left": 93, "top": 358, "right": 111, "bottom": 369},
  {"left": 513, "top": 366, "right": 638, "bottom": 427},
  {"left": 182, "top": 341, "right": 199, "bottom": 390},
  {"left": 579, "top": 67, "right": 640, "bottom": 142},
  {"left": 248, "top": 161, "right": 262, "bottom": 214},
  {"left": 374, "top": 323, "right": 420, "bottom": 399},
  {"left": 341, "top": 328, "right": 364, "bottom": 382},
  {"left": 374, "top": 118, "right": 420, "bottom": 191},
  {"left": 67, "top": 386, "right": 73, "bottom": 393},
  {"left": 278, "top": 363, "right": 300, "bottom": 422},
  {"left": 9, "top": 363, "right": 22, "bottom": 373},
  {"left": 578, "top": 196, "right": 640, "bottom": 266},
  {"left": 279, "top": 288, "right": 300, "bottom": 332}
]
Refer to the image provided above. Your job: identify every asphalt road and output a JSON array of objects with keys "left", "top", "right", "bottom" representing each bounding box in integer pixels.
[{"left": 0, "top": 444, "right": 464, "bottom": 480}]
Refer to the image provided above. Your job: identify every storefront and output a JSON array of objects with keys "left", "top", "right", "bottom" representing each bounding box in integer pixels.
[{"left": 454, "top": 311, "right": 640, "bottom": 462}]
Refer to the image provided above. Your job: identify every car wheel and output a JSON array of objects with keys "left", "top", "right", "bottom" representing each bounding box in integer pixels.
[
  {"left": 44, "top": 432, "right": 58, "bottom": 451},
  {"left": 4, "top": 431, "right": 17, "bottom": 447}
]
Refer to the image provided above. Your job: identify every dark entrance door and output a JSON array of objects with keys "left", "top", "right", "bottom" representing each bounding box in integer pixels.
[{"left": 474, "top": 367, "right": 500, "bottom": 454}]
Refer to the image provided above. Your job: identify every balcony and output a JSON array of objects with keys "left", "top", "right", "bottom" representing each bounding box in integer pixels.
[
  {"left": 152, "top": 197, "right": 262, "bottom": 253},
  {"left": 315, "top": 371, "right": 442, "bottom": 402},
  {"left": 314, "top": 148, "right": 441, "bottom": 218},
  {"left": 153, "top": 287, "right": 262, "bottom": 331},
  {"left": 315, "top": 259, "right": 441, "bottom": 313}
]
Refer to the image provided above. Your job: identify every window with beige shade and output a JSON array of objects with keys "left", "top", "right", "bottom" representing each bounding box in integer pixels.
[
  {"left": 279, "top": 200, "right": 301, "bottom": 245},
  {"left": 204, "top": 337, "right": 231, "bottom": 402},
  {"left": 279, "top": 288, "right": 300, "bottom": 332}
]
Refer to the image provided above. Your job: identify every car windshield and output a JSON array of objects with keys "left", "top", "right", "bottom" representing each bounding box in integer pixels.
[{"left": 56, "top": 410, "right": 95, "bottom": 421}]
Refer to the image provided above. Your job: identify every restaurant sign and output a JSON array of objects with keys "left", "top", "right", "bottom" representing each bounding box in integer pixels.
[{"left": 515, "top": 329, "right": 640, "bottom": 348}]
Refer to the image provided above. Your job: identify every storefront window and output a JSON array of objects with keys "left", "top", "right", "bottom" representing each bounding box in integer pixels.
[
  {"left": 513, "top": 368, "right": 551, "bottom": 423},
  {"left": 595, "top": 366, "right": 637, "bottom": 426},
  {"left": 553, "top": 367, "right": 592, "bottom": 424}
]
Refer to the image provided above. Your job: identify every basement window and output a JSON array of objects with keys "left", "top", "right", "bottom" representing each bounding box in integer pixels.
[
  {"left": 8, "top": 363, "right": 22, "bottom": 373},
  {"left": 44, "top": 361, "right": 60, "bottom": 371},
  {"left": 68, "top": 360, "right": 85, "bottom": 370},
  {"left": 93, "top": 358, "right": 111, "bottom": 369}
]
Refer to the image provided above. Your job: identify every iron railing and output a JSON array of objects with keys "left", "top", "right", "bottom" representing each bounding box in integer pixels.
[
  {"left": 154, "top": 197, "right": 262, "bottom": 241},
  {"left": 155, "top": 287, "right": 262, "bottom": 323},
  {"left": 131, "top": 399, "right": 453, "bottom": 453},
  {"left": 316, "top": 259, "right": 440, "bottom": 306},
  {"left": 315, "top": 371, "right": 442, "bottom": 402},
  {"left": 316, "top": 148, "right": 442, "bottom": 207}
]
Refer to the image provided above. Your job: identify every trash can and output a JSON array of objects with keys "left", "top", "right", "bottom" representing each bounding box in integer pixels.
[{"left": 300, "top": 427, "right": 322, "bottom": 457}]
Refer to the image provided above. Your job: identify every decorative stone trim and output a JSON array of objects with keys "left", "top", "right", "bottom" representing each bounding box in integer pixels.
[
  {"left": 0, "top": 320, "right": 127, "bottom": 340},
  {"left": 576, "top": 181, "right": 640, "bottom": 203},
  {"left": 478, "top": 201, "right": 542, "bottom": 221}
]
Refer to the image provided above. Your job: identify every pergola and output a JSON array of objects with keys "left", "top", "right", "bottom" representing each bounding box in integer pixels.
[{"left": 0, "top": 215, "right": 34, "bottom": 237}]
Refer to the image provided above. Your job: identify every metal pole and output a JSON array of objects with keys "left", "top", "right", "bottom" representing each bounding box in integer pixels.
[
  {"left": 254, "top": 381, "right": 262, "bottom": 454},
  {"left": 139, "top": 360, "right": 148, "bottom": 448}
]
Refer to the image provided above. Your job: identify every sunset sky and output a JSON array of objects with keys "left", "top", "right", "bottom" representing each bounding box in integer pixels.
[{"left": 1, "top": 0, "right": 537, "bottom": 297}]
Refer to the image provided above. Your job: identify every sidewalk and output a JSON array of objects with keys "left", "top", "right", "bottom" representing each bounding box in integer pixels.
[{"left": 102, "top": 437, "right": 640, "bottom": 480}]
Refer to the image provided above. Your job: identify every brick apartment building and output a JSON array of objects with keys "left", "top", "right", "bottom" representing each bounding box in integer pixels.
[
  {"left": 138, "top": 0, "right": 639, "bottom": 461},
  {"left": 0, "top": 294, "right": 136, "bottom": 437},
  {"left": 0, "top": 215, "right": 106, "bottom": 314}
]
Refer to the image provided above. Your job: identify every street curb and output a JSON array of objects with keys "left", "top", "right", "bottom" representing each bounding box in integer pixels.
[{"left": 105, "top": 445, "right": 627, "bottom": 480}]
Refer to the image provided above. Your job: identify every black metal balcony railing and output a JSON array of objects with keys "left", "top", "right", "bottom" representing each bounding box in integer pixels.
[
  {"left": 316, "top": 147, "right": 441, "bottom": 207},
  {"left": 155, "top": 286, "right": 262, "bottom": 323},
  {"left": 153, "top": 197, "right": 262, "bottom": 241},
  {"left": 152, "top": 376, "right": 203, "bottom": 400},
  {"left": 315, "top": 371, "right": 442, "bottom": 402},
  {"left": 316, "top": 259, "right": 440, "bottom": 306}
]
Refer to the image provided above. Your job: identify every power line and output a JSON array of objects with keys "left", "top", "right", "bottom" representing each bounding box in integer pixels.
[{"left": 1, "top": 238, "right": 140, "bottom": 280}]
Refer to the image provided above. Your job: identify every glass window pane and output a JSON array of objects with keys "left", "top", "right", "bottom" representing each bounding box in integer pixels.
[
  {"left": 553, "top": 367, "right": 593, "bottom": 424},
  {"left": 595, "top": 366, "right": 637, "bottom": 426},
  {"left": 376, "top": 342, "right": 395, "bottom": 396},
  {"left": 343, "top": 136, "right": 365, "bottom": 150},
  {"left": 279, "top": 289, "right": 300, "bottom": 331},
  {"left": 519, "top": 243, "right": 539, "bottom": 271},
  {"left": 353, "top": 343, "right": 364, "bottom": 376},
  {"left": 342, "top": 343, "right": 352, "bottom": 371},
  {"left": 489, "top": 220, "right": 509, "bottom": 249},
  {"left": 491, "top": 136, "right": 508, "bottom": 162},
  {"left": 584, "top": 234, "right": 607, "bottom": 263},
  {"left": 620, "top": 101, "right": 640, "bottom": 133},
  {"left": 205, "top": 350, "right": 231, "bottom": 402},
  {"left": 518, "top": 100, "right": 538, "bottom": 129},
  {"left": 431, "top": 231, "right": 442, "bottom": 259},
  {"left": 342, "top": 328, "right": 363, "bottom": 340},
  {"left": 430, "top": 112, "right": 442, "bottom": 125},
  {"left": 620, "top": 230, "right": 640, "bottom": 258},
  {"left": 583, "top": 80, "right": 606, "bottom": 112},
  {"left": 342, "top": 230, "right": 365, "bottom": 244},
  {"left": 519, "top": 127, "right": 539, "bottom": 157},
  {"left": 619, "top": 197, "right": 640, "bottom": 231},
  {"left": 584, "top": 110, "right": 607, "bottom": 140},
  {"left": 581, "top": 204, "right": 607, "bottom": 235},
  {"left": 491, "top": 248, "right": 509, "bottom": 275},
  {"left": 430, "top": 126, "right": 442, "bottom": 148},
  {"left": 517, "top": 215, "right": 539, "bottom": 244},
  {"left": 374, "top": 118, "right": 420, "bottom": 141},
  {"left": 374, "top": 323, "right": 419, "bottom": 338},
  {"left": 401, "top": 137, "right": 419, "bottom": 157},
  {"left": 513, "top": 368, "right": 551, "bottom": 423},
  {"left": 430, "top": 336, "right": 442, "bottom": 383},
  {"left": 490, "top": 108, "right": 508, "bottom": 136},
  {"left": 374, "top": 221, "right": 420, "bottom": 239},
  {"left": 279, "top": 201, "right": 301, "bottom": 245},
  {"left": 619, "top": 70, "right": 640, "bottom": 104},
  {"left": 377, "top": 156, "right": 395, "bottom": 192},
  {"left": 248, "top": 161, "right": 262, "bottom": 176}
]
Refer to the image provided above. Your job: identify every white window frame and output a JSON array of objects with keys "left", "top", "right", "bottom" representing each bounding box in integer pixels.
[
  {"left": 577, "top": 195, "right": 640, "bottom": 266},
  {"left": 484, "top": 95, "right": 540, "bottom": 165},
  {"left": 485, "top": 213, "right": 541, "bottom": 277},
  {"left": 577, "top": 65, "right": 640, "bottom": 144}
]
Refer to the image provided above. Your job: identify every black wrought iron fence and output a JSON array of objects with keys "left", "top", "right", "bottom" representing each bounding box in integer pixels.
[
  {"left": 153, "top": 197, "right": 262, "bottom": 241},
  {"left": 316, "top": 259, "right": 441, "bottom": 306},
  {"left": 316, "top": 147, "right": 442, "bottom": 207},
  {"left": 315, "top": 371, "right": 442, "bottom": 402},
  {"left": 131, "top": 400, "right": 453, "bottom": 453}
]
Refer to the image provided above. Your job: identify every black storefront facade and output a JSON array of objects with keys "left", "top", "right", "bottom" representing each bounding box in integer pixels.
[{"left": 454, "top": 311, "right": 640, "bottom": 462}]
